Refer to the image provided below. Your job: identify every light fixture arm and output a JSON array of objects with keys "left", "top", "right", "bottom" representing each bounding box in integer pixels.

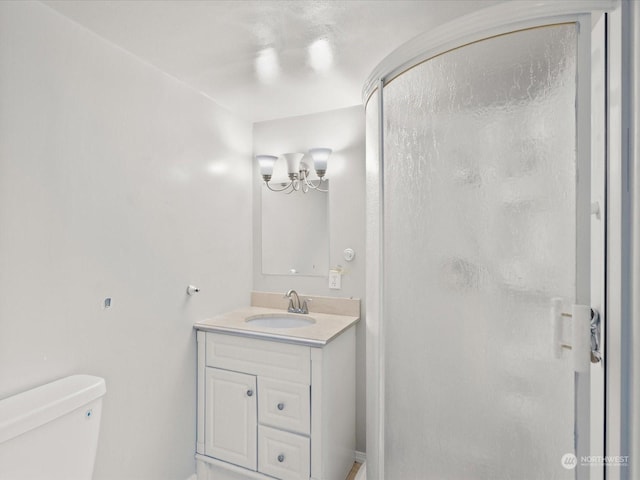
[
  {"left": 300, "top": 169, "right": 328, "bottom": 192},
  {"left": 264, "top": 180, "right": 294, "bottom": 192}
]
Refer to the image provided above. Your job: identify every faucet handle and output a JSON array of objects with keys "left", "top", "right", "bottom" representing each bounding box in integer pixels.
[
  {"left": 301, "top": 298, "right": 312, "bottom": 314},
  {"left": 287, "top": 298, "right": 296, "bottom": 313},
  {"left": 283, "top": 291, "right": 292, "bottom": 311}
]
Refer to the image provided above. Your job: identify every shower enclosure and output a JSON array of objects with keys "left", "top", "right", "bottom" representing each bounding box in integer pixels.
[{"left": 364, "top": 2, "right": 617, "bottom": 479}]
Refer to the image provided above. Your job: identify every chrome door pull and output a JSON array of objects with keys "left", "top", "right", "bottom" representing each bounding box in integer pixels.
[{"left": 590, "top": 308, "right": 602, "bottom": 364}]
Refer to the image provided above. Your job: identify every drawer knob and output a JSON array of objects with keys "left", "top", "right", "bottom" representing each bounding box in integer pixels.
[
  {"left": 277, "top": 454, "right": 285, "bottom": 463},
  {"left": 246, "top": 389, "right": 254, "bottom": 397},
  {"left": 277, "top": 403, "right": 285, "bottom": 410}
]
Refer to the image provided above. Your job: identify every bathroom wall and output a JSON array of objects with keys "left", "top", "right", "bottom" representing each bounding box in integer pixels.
[
  {"left": 252, "top": 106, "right": 367, "bottom": 453},
  {"left": 0, "top": 2, "right": 252, "bottom": 479}
]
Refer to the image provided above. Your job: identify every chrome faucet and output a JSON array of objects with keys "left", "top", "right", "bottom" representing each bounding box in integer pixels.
[{"left": 285, "top": 289, "right": 310, "bottom": 314}]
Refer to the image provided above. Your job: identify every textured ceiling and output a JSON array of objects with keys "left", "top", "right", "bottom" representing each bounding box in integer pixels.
[{"left": 43, "top": 0, "right": 500, "bottom": 122}]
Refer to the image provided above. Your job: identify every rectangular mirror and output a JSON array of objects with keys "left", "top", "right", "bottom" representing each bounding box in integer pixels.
[{"left": 261, "top": 182, "right": 329, "bottom": 276}]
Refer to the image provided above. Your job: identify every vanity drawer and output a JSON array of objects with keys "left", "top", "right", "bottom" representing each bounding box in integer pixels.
[
  {"left": 258, "top": 378, "right": 310, "bottom": 435},
  {"left": 258, "top": 425, "right": 310, "bottom": 480},
  {"left": 205, "top": 333, "right": 310, "bottom": 384}
]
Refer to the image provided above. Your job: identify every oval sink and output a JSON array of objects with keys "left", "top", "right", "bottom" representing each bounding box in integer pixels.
[{"left": 245, "top": 314, "right": 316, "bottom": 329}]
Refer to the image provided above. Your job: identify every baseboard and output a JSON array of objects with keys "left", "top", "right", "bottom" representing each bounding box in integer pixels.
[{"left": 191, "top": 453, "right": 365, "bottom": 480}]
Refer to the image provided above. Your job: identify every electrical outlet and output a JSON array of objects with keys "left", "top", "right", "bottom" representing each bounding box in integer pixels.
[{"left": 329, "top": 270, "right": 342, "bottom": 289}]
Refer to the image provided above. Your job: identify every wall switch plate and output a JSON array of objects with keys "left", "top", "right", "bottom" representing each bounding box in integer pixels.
[{"left": 329, "top": 270, "right": 342, "bottom": 289}]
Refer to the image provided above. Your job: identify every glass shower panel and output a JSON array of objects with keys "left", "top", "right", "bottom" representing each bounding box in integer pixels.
[{"left": 383, "top": 25, "right": 577, "bottom": 479}]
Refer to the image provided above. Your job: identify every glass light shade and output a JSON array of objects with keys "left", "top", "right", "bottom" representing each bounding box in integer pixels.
[
  {"left": 299, "top": 154, "right": 314, "bottom": 171},
  {"left": 309, "top": 148, "right": 332, "bottom": 172},
  {"left": 257, "top": 155, "right": 278, "bottom": 176},
  {"left": 282, "top": 153, "right": 304, "bottom": 175}
]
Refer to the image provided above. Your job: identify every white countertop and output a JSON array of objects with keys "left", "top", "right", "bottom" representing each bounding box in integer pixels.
[{"left": 193, "top": 306, "right": 360, "bottom": 347}]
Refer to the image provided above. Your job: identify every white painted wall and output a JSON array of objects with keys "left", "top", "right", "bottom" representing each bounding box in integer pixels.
[
  {"left": 0, "top": 2, "right": 252, "bottom": 479},
  {"left": 252, "top": 106, "right": 367, "bottom": 453}
]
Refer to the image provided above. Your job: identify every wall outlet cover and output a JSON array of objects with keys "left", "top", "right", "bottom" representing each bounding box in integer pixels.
[{"left": 329, "top": 270, "right": 342, "bottom": 289}]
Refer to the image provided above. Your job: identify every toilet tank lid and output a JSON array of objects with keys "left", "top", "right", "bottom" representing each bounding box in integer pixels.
[{"left": 0, "top": 374, "right": 106, "bottom": 445}]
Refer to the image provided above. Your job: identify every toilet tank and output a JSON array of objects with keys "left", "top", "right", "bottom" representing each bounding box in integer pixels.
[{"left": 0, "top": 374, "right": 106, "bottom": 480}]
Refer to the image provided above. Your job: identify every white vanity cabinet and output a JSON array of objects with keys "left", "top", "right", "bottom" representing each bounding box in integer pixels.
[{"left": 195, "top": 327, "right": 356, "bottom": 480}]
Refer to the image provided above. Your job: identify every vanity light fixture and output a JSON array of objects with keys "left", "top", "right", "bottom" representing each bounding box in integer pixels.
[{"left": 257, "top": 148, "right": 331, "bottom": 193}]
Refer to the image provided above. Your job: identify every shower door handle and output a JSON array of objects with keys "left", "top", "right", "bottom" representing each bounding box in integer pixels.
[
  {"left": 571, "top": 305, "right": 591, "bottom": 372},
  {"left": 589, "top": 309, "right": 602, "bottom": 364},
  {"left": 551, "top": 299, "right": 602, "bottom": 371}
]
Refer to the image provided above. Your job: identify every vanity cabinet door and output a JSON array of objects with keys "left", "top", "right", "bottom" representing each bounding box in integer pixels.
[{"left": 204, "top": 367, "right": 257, "bottom": 471}]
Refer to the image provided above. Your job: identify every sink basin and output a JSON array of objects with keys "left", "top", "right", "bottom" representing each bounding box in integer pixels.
[{"left": 245, "top": 314, "right": 316, "bottom": 329}]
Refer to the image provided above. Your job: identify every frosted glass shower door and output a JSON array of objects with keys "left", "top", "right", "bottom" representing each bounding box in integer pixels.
[{"left": 381, "top": 24, "right": 592, "bottom": 479}]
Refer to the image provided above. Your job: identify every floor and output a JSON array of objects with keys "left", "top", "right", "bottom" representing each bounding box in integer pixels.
[{"left": 345, "top": 462, "right": 362, "bottom": 480}]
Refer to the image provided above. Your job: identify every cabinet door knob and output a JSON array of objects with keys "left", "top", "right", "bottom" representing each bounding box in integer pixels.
[
  {"left": 277, "top": 403, "right": 285, "bottom": 410},
  {"left": 246, "top": 389, "right": 253, "bottom": 397},
  {"left": 277, "top": 454, "right": 285, "bottom": 463}
]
